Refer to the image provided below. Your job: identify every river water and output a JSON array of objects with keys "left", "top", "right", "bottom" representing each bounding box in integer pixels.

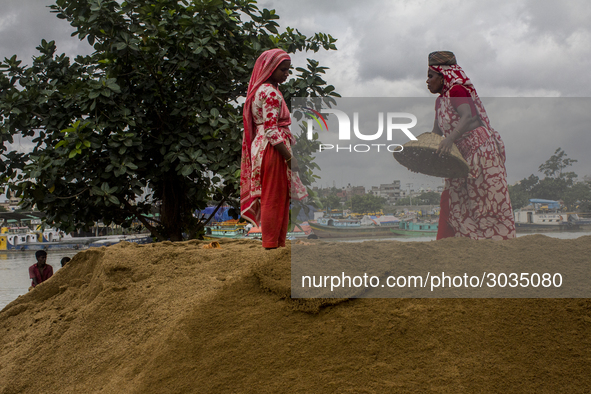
[
  {"left": 339, "top": 229, "right": 591, "bottom": 243},
  {"left": 1, "top": 231, "right": 590, "bottom": 310},
  {"left": 0, "top": 250, "right": 80, "bottom": 311}
]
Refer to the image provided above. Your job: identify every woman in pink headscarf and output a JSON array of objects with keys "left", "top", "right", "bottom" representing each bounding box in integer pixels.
[
  {"left": 426, "top": 51, "right": 516, "bottom": 240},
  {"left": 240, "top": 48, "right": 307, "bottom": 249}
]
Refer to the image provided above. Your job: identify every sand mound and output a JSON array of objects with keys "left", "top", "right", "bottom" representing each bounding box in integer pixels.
[{"left": 1, "top": 236, "right": 591, "bottom": 393}]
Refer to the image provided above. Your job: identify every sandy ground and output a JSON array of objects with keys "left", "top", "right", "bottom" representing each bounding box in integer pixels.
[{"left": 1, "top": 236, "right": 591, "bottom": 393}]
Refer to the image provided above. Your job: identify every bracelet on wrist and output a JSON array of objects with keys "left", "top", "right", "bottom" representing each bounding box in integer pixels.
[{"left": 286, "top": 156, "right": 292, "bottom": 162}]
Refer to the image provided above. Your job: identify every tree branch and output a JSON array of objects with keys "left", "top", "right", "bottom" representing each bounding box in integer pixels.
[
  {"left": 123, "top": 199, "right": 164, "bottom": 241},
  {"left": 200, "top": 197, "right": 226, "bottom": 228},
  {"left": 54, "top": 187, "right": 89, "bottom": 199}
]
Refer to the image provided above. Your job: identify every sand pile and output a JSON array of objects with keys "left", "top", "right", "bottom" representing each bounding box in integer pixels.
[{"left": 1, "top": 236, "right": 591, "bottom": 393}]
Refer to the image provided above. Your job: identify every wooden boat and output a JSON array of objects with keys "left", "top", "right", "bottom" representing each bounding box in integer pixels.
[
  {"left": 389, "top": 220, "right": 438, "bottom": 236},
  {"left": 514, "top": 199, "right": 585, "bottom": 232},
  {"left": 204, "top": 221, "right": 248, "bottom": 239},
  {"left": 308, "top": 217, "right": 400, "bottom": 239},
  {"left": 245, "top": 222, "right": 312, "bottom": 239},
  {"left": 0, "top": 226, "right": 152, "bottom": 251}
]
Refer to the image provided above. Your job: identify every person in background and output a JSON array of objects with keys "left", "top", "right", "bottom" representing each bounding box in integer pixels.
[
  {"left": 240, "top": 48, "right": 308, "bottom": 249},
  {"left": 60, "top": 257, "right": 71, "bottom": 267},
  {"left": 29, "top": 250, "right": 53, "bottom": 288},
  {"left": 426, "top": 51, "right": 515, "bottom": 240}
]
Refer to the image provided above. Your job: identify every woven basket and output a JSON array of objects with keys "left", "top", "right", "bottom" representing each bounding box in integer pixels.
[{"left": 393, "top": 132, "right": 469, "bottom": 178}]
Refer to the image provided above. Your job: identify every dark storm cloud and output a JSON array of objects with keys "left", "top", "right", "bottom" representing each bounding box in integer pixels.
[
  {"left": 2, "top": 0, "right": 590, "bottom": 189},
  {"left": 524, "top": 0, "right": 591, "bottom": 40},
  {"left": 258, "top": 0, "right": 591, "bottom": 97},
  {"left": 256, "top": 0, "right": 591, "bottom": 188},
  {"left": 0, "top": 0, "right": 91, "bottom": 65}
]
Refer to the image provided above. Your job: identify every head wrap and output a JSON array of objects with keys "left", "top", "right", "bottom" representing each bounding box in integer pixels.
[
  {"left": 428, "top": 51, "right": 457, "bottom": 66},
  {"left": 428, "top": 51, "right": 473, "bottom": 97},
  {"left": 240, "top": 49, "right": 291, "bottom": 225},
  {"left": 428, "top": 52, "right": 506, "bottom": 161},
  {"left": 243, "top": 49, "right": 291, "bottom": 144}
]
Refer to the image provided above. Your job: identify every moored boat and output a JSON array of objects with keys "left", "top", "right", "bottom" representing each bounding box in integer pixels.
[
  {"left": 246, "top": 222, "right": 312, "bottom": 239},
  {"left": 204, "top": 220, "right": 248, "bottom": 239},
  {"left": 389, "top": 220, "right": 438, "bottom": 236},
  {"left": 0, "top": 227, "right": 84, "bottom": 251},
  {"left": 513, "top": 199, "right": 584, "bottom": 232},
  {"left": 308, "top": 217, "right": 401, "bottom": 239}
]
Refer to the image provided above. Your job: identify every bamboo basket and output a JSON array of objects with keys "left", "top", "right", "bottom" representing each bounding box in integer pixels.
[{"left": 393, "top": 132, "right": 469, "bottom": 178}]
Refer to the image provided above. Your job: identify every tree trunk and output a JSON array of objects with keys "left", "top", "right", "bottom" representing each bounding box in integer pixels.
[{"left": 160, "top": 172, "right": 185, "bottom": 241}]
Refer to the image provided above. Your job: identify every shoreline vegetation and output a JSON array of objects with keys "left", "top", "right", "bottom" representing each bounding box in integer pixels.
[{"left": 1, "top": 236, "right": 591, "bottom": 393}]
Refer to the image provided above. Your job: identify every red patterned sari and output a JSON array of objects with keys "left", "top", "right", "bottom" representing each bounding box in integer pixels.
[
  {"left": 240, "top": 49, "right": 307, "bottom": 247},
  {"left": 430, "top": 64, "right": 516, "bottom": 240}
]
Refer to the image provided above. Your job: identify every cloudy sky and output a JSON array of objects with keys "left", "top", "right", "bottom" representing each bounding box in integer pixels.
[{"left": 1, "top": 0, "right": 590, "bottom": 192}]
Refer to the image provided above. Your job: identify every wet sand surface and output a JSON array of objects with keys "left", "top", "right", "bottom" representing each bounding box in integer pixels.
[{"left": 1, "top": 236, "right": 591, "bottom": 393}]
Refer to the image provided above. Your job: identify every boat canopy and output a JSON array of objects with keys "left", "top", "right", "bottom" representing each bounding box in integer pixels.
[
  {"left": 360, "top": 215, "right": 375, "bottom": 226},
  {"left": 374, "top": 215, "right": 400, "bottom": 225},
  {"left": 529, "top": 199, "right": 561, "bottom": 210}
]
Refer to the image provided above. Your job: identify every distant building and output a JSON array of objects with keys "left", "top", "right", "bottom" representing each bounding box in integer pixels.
[
  {"left": 1, "top": 190, "right": 21, "bottom": 212},
  {"left": 369, "top": 180, "right": 402, "bottom": 205},
  {"left": 343, "top": 183, "right": 365, "bottom": 200}
]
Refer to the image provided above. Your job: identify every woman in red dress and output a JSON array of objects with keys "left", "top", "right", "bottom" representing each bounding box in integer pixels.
[
  {"left": 240, "top": 49, "right": 307, "bottom": 249},
  {"left": 426, "top": 51, "right": 516, "bottom": 240}
]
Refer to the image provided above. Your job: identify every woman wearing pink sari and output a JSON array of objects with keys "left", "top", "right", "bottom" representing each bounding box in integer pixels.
[
  {"left": 240, "top": 49, "right": 307, "bottom": 249},
  {"left": 426, "top": 51, "right": 516, "bottom": 240}
]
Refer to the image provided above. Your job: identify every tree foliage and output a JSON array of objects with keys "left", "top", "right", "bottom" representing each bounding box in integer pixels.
[
  {"left": 395, "top": 191, "right": 441, "bottom": 206},
  {"left": 538, "top": 147, "right": 578, "bottom": 178},
  {"left": 320, "top": 194, "right": 342, "bottom": 211},
  {"left": 0, "top": 0, "right": 338, "bottom": 241},
  {"left": 509, "top": 148, "right": 591, "bottom": 211},
  {"left": 350, "top": 194, "right": 386, "bottom": 214},
  {"left": 416, "top": 191, "right": 440, "bottom": 205},
  {"left": 507, "top": 184, "right": 530, "bottom": 210},
  {"left": 563, "top": 182, "right": 591, "bottom": 211}
]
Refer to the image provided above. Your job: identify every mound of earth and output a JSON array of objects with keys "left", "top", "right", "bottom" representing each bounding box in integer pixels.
[{"left": 1, "top": 236, "right": 590, "bottom": 393}]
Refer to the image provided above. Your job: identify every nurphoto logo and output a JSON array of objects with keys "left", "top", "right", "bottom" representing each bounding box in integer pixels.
[{"left": 302, "top": 108, "right": 418, "bottom": 153}]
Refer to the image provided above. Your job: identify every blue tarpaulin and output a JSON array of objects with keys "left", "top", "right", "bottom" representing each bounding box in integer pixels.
[
  {"left": 195, "top": 206, "right": 235, "bottom": 223},
  {"left": 197, "top": 204, "right": 317, "bottom": 223}
]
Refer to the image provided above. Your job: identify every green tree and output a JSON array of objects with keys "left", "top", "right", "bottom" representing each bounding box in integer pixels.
[
  {"left": 395, "top": 191, "right": 440, "bottom": 206},
  {"left": 510, "top": 148, "right": 581, "bottom": 208},
  {"left": 530, "top": 177, "right": 572, "bottom": 201},
  {"left": 538, "top": 147, "right": 578, "bottom": 178},
  {"left": 320, "top": 194, "right": 341, "bottom": 211},
  {"left": 519, "top": 174, "right": 540, "bottom": 193},
  {"left": 508, "top": 174, "right": 539, "bottom": 209},
  {"left": 530, "top": 149, "right": 578, "bottom": 201},
  {"left": 508, "top": 183, "right": 530, "bottom": 210},
  {"left": 0, "top": 0, "right": 338, "bottom": 241},
  {"left": 416, "top": 191, "right": 440, "bottom": 205},
  {"left": 395, "top": 196, "right": 412, "bottom": 206},
  {"left": 562, "top": 181, "right": 591, "bottom": 211},
  {"left": 350, "top": 194, "right": 386, "bottom": 214}
]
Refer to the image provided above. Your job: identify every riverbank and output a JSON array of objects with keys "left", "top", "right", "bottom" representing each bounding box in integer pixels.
[{"left": 1, "top": 236, "right": 591, "bottom": 393}]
